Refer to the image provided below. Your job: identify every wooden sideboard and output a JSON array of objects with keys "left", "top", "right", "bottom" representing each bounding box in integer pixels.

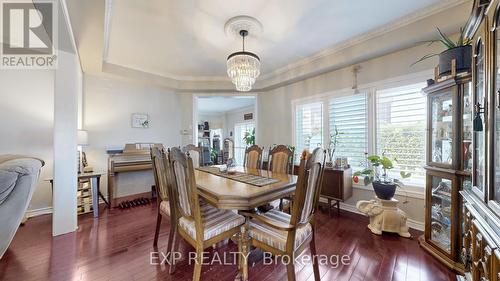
[{"left": 320, "top": 167, "right": 352, "bottom": 215}]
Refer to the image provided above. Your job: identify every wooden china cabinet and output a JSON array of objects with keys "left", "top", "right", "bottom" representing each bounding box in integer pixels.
[
  {"left": 420, "top": 72, "right": 472, "bottom": 273},
  {"left": 458, "top": 0, "right": 500, "bottom": 280}
]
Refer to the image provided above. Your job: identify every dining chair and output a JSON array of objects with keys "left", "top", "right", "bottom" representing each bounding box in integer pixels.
[
  {"left": 182, "top": 144, "right": 203, "bottom": 168},
  {"left": 243, "top": 145, "right": 263, "bottom": 169},
  {"left": 241, "top": 148, "right": 326, "bottom": 281},
  {"left": 268, "top": 145, "right": 295, "bottom": 211},
  {"left": 168, "top": 147, "right": 246, "bottom": 281},
  {"left": 151, "top": 146, "right": 183, "bottom": 275},
  {"left": 223, "top": 138, "right": 234, "bottom": 163}
]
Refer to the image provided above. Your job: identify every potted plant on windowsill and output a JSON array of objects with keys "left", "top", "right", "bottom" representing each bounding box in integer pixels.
[
  {"left": 365, "top": 154, "right": 411, "bottom": 200},
  {"left": 326, "top": 126, "right": 342, "bottom": 167},
  {"left": 412, "top": 27, "right": 472, "bottom": 76}
]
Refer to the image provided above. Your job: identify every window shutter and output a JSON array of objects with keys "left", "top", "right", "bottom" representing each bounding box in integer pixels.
[
  {"left": 295, "top": 102, "right": 323, "bottom": 161},
  {"left": 329, "top": 94, "right": 368, "bottom": 169},
  {"left": 376, "top": 83, "right": 427, "bottom": 186}
]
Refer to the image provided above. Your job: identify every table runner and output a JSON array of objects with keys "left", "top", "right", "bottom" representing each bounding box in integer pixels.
[{"left": 196, "top": 166, "right": 280, "bottom": 187}]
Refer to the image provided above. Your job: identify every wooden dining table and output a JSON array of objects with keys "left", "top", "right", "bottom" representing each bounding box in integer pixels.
[{"left": 194, "top": 166, "right": 298, "bottom": 210}]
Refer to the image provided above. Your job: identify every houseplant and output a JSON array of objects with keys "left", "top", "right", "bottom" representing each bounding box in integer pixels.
[
  {"left": 412, "top": 27, "right": 472, "bottom": 76},
  {"left": 361, "top": 154, "right": 411, "bottom": 200},
  {"left": 243, "top": 128, "right": 255, "bottom": 146},
  {"left": 326, "top": 125, "right": 341, "bottom": 167}
]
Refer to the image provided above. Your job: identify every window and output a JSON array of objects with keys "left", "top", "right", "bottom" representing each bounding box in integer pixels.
[
  {"left": 376, "top": 83, "right": 427, "bottom": 186},
  {"left": 294, "top": 102, "right": 323, "bottom": 161},
  {"left": 234, "top": 122, "right": 255, "bottom": 165},
  {"left": 329, "top": 94, "right": 368, "bottom": 169}
]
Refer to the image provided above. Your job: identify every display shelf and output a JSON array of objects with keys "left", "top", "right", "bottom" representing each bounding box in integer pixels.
[{"left": 421, "top": 74, "right": 471, "bottom": 273}]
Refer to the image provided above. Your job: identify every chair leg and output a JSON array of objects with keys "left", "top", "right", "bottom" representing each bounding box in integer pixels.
[
  {"left": 153, "top": 211, "right": 162, "bottom": 246},
  {"left": 192, "top": 247, "right": 203, "bottom": 281},
  {"left": 279, "top": 198, "right": 284, "bottom": 211},
  {"left": 166, "top": 218, "right": 175, "bottom": 267},
  {"left": 169, "top": 230, "right": 180, "bottom": 275},
  {"left": 310, "top": 233, "right": 320, "bottom": 281},
  {"left": 286, "top": 263, "right": 296, "bottom": 281}
]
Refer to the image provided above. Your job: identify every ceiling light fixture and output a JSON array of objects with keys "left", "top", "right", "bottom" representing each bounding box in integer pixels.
[{"left": 227, "top": 30, "right": 261, "bottom": 92}]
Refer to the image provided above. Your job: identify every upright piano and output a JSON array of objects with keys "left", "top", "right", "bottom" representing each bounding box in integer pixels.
[{"left": 108, "top": 143, "right": 162, "bottom": 207}]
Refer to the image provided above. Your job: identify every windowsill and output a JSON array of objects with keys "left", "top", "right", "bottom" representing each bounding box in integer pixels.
[{"left": 352, "top": 183, "right": 425, "bottom": 200}]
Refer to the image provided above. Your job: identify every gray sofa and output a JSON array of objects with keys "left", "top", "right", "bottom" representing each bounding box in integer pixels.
[{"left": 0, "top": 155, "right": 44, "bottom": 259}]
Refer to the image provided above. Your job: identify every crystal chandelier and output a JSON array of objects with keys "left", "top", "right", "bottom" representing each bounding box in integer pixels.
[{"left": 227, "top": 30, "right": 261, "bottom": 92}]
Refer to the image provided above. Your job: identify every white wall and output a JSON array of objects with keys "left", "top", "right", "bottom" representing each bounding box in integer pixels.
[
  {"left": 0, "top": 70, "right": 54, "bottom": 212},
  {"left": 83, "top": 74, "right": 182, "bottom": 198},
  {"left": 198, "top": 113, "right": 225, "bottom": 132},
  {"left": 224, "top": 106, "right": 255, "bottom": 140}
]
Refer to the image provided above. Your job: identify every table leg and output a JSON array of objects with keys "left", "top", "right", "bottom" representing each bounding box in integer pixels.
[
  {"left": 91, "top": 177, "right": 99, "bottom": 218},
  {"left": 236, "top": 221, "right": 250, "bottom": 281}
]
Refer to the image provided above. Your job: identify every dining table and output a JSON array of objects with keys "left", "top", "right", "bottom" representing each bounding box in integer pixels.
[{"left": 194, "top": 166, "right": 298, "bottom": 210}]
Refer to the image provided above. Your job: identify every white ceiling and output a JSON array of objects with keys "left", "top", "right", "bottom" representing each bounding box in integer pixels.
[
  {"left": 197, "top": 96, "right": 255, "bottom": 113},
  {"left": 105, "top": 0, "right": 442, "bottom": 80}
]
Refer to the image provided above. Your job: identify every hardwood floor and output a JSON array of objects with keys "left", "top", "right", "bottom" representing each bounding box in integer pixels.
[{"left": 0, "top": 202, "right": 456, "bottom": 281}]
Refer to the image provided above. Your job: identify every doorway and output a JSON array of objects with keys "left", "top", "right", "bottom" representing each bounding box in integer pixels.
[{"left": 194, "top": 95, "right": 257, "bottom": 165}]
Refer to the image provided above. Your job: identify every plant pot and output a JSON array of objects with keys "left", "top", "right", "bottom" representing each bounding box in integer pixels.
[
  {"left": 438, "top": 45, "right": 472, "bottom": 76},
  {"left": 372, "top": 181, "right": 397, "bottom": 200}
]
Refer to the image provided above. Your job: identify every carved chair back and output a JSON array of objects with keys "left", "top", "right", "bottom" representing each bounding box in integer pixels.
[
  {"left": 182, "top": 144, "right": 202, "bottom": 168},
  {"left": 169, "top": 147, "right": 203, "bottom": 239},
  {"left": 151, "top": 147, "right": 169, "bottom": 202},
  {"left": 290, "top": 147, "right": 326, "bottom": 227},
  {"left": 268, "top": 145, "right": 295, "bottom": 174},
  {"left": 244, "top": 145, "right": 263, "bottom": 169}
]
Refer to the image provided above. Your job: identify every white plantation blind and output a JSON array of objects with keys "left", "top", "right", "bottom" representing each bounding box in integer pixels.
[
  {"left": 329, "top": 94, "right": 368, "bottom": 169},
  {"left": 295, "top": 102, "right": 323, "bottom": 161},
  {"left": 376, "top": 83, "right": 427, "bottom": 186}
]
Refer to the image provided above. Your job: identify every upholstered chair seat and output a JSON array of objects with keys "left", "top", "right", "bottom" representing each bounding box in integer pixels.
[
  {"left": 179, "top": 205, "right": 245, "bottom": 241},
  {"left": 248, "top": 209, "right": 312, "bottom": 251}
]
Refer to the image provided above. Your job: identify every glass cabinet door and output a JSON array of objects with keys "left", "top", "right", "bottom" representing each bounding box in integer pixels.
[
  {"left": 463, "top": 83, "right": 473, "bottom": 172},
  {"left": 473, "top": 39, "right": 486, "bottom": 197},
  {"left": 430, "top": 175, "right": 453, "bottom": 253},
  {"left": 430, "top": 91, "right": 454, "bottom": 166},
  {"left": 494, "top": 27, "right": 500, "bottom": 203}
]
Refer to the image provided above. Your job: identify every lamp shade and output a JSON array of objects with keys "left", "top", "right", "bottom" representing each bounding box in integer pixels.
[{"left": 77, "top": 130, "right": 89, "bottom": 146}]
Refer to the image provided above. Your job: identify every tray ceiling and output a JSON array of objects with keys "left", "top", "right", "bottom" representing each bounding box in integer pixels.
[{"left": 103, "top": 0, "right": 443, "bottom": 81}]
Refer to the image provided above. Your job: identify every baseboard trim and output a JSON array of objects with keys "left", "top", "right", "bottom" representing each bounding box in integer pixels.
[
  {"left": 26, "top": 197, "right": 425, "bottom": 231},
  {"left": 25, "top": 198, "right": 108, "bottom": 218},
  {"left": 26, "top": 206, "right": 52, "bottom": 218},
  {"left": 319, "top": 197, "right": 425, "bottom": 232}
]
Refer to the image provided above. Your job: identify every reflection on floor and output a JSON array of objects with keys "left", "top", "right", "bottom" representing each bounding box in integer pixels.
[{"left": 0, "top": 202, "right": 455, "bottom": 281}]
